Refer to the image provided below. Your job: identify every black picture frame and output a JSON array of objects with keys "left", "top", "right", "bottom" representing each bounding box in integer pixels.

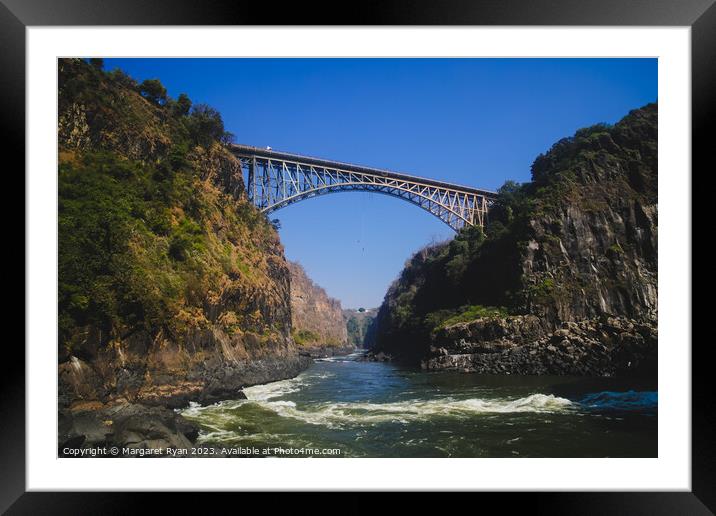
[{"left": 3, "top": 0, "right": 710, "bottom": 512}]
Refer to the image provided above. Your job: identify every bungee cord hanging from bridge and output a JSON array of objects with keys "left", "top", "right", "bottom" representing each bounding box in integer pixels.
[{"left": 231, "top": 144, "right": 497, "bottom": 231}]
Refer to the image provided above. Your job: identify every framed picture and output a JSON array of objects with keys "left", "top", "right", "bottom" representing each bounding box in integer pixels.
[{"left": 5, "top": 0, "right": 710, "bottom": 511}]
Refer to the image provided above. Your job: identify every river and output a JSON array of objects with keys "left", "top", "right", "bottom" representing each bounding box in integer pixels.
[{"left": 180, "top": 351, "right": 657, "bottom": 457}]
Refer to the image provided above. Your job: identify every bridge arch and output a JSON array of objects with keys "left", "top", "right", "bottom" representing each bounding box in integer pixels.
[
  {"left": 231, "top": 144, "right": 496, "bottom": 232},
  {"left": 264, "top": 181, "right": 476, "bottom": 230}
]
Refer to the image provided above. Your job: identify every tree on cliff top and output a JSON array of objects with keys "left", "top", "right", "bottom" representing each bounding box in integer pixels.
[
  {"left": 174, "top": 93, "right": 192, "bottom": 117},
  {"left": 139, "top": 78, "right": 168, "bottom": 105},
  {"left": 185, "top": 103, "right": 235, "bottom": 146}
]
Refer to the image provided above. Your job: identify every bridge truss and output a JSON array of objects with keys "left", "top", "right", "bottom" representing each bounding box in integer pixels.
[{"left": 232, "top": 144, "right": 496, "bottom": 231}]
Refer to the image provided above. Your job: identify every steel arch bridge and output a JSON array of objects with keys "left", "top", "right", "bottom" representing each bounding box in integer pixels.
[{"left": 231, "top": 144, "right": 497, "bottom": 231}]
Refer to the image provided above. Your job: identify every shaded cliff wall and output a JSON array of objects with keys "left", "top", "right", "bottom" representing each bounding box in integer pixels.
[
  {"left": 371, "top": 104, "right": 658, "bottom": 373},
  {"left": 288, "top": 261, "right": 348, "bottom": 351},
  {"left": 58, "top": 59, "right": 309, "bottom": 409},
  {"left": 516, "top": 104, "right": 657, "bottom": 323},
  {"left": 343, "top": 308, "right": 378, "bottom": 348}
]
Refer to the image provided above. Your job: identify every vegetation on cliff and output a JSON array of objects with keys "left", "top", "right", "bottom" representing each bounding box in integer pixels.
[
  {"left": 371, "top": 104, "right": 658, "bottom": 363},
  {"left": 288, "top": 261, "right": 348, "bottom": 352},
  {"left": 344, "top": 308, "right": 378, "bottom": 348},
  {"left": 58, "top": 59, "right": 305, "bottom": 407}
]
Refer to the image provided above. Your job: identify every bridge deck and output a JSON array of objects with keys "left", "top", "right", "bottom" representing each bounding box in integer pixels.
[{"left": 230, "top": 144, "right": 497, "bottom": 198}]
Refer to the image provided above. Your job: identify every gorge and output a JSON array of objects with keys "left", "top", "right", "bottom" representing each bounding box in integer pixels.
[{"left": 57, "top": 59, "right": 657, "bottom": 457}]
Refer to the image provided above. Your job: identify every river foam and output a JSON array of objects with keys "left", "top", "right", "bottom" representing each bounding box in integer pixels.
[
  {"left": 243, "top": 376, "right": 310, "bottom": 401},
  {"left": 184, "top": 392, "right": 576, "bottom": 431},
  {"left": 264, "top": 394, "right": 575, "bottom": 427}
]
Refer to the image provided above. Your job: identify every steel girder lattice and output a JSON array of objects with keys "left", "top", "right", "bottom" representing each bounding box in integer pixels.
[{"left": 232, "top": 145, "right": 496, "bottom": 231}]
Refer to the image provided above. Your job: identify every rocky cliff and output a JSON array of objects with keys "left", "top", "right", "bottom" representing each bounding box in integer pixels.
[
  {"left": 57, "top": 59, "right": 310, "bottom": 453},
  {"left": 370, "top": 104, "right": 658, "bottom": 377},
  {"left": 343, "top": 308, "right": 378, "bottom": 348},
  {"left": 288, "top": 261, "right": 350, "bottom": 356}
]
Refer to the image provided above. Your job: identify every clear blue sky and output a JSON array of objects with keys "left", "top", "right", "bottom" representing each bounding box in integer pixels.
[{"left": 104, "top": 58, "right": 657, "bottom": 308}]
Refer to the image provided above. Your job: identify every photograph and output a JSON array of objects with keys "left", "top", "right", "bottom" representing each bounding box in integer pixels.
[
  {"left": 57, "top": 56, "right": 659, "bottom": 459},
  {"left": 6, "top": 1, "right": 708, "bottom": 507}
]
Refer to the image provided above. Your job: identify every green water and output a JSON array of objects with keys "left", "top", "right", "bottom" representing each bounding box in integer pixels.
[{"left": 180, "top": 352, "right": 657, "bottom": 457}]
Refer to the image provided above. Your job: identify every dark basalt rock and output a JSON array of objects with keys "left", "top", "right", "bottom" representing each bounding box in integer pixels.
[
  {"left": 360, "top": 351, "right": 393, "bottom": 363},
  {"left": 58, "top": 402, "right": 201, "bottom": 457},
  {"left": 422, "top": 315, "right": 656, "bottom": 377},
  {"left": 58, "top": 352, "right": 312, "bottom": 411}
]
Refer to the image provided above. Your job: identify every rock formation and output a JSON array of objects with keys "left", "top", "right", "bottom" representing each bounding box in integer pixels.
[
  {"left": 370, "top": 104, "right": 658, "bottom": 377},
  {"left": 57, "top": 59, "right": 311, "bottom": 452},
  {"left": 288, "top": 261, "right": 350, "bottom": 357},
  {"left": 343, "top": 308, "right": 378, "bottom": 348}
]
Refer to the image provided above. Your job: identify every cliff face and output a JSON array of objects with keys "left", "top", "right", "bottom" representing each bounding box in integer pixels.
[
  {"left": 288, "top": 261, "right": 349, "bottom": 355},
  {"left": 371, "top": 104, "right": 658, "bottom": 376},
  {"left": 58, "top": 59, "right": 309, "bottom": 415},
  {"left": 518, "top": 104, "right": 657, "bottom": 324},
  {"left": 343, "top": 308, "right": 378, "bottom": 348}
]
